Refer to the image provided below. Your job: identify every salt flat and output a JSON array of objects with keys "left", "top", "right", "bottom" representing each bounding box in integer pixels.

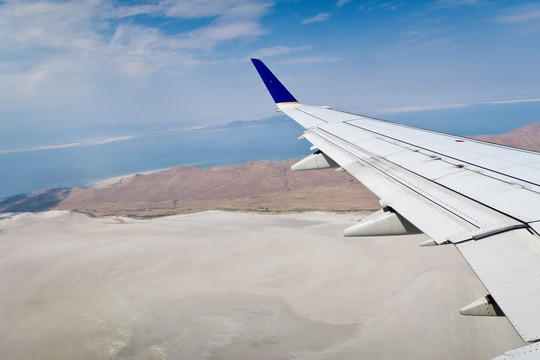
[{"left": 0, "top": 211, "right": 523, "bottom": 360}]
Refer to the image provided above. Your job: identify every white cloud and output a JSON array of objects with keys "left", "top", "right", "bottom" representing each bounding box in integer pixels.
[
  {"left": 0, "top": 0, "right": 273, "bottom": 129},
  {"left": 163, "top": 0, "right": 269, "bottom": 19},
  {"left": 421, "top": 0, "right": 481, "bottom": 13},
  {"left": 493, "top": 3, "right": 540, "bottom": 34},
  {"left": 495, "top": 3, "right": 540, "bottom": 24},
  {"left": 336, "top": 0, "right": 351, "bottom": 7},
  {"left": 380, "top": 3, "right": 398, "bottom": 10},
  {"left": 110, "top": 0, "right": 271, "bottom": 21},
  {"left": 0, "top": 0, "right": 271, "bottom": 82},
  {"left": 251, "top": 46, "right": 295, "bottom": 58},
  {"left": 430, "top": 0, "right": 480, "bottom": 8},
  {"left": 250, "top": 45, "right": 312, "bottom": 58},
  {"left": 278, "top": 55, "right": 342, "bottom": 65},
  {"left": 186, "top": 21, "right": 266, "bottom": 47},
  {"left": 301, "top": 12, "right": 331, "bottom": 25}
]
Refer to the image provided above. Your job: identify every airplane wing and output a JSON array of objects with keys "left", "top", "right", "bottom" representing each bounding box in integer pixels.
[{"left": 251, "top": 58, "right": 540, "bottom": 359}]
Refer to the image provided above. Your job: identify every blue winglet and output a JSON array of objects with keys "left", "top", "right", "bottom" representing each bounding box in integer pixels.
[{"left": 251, "top": 58, "right": 298, "bottom": 105}]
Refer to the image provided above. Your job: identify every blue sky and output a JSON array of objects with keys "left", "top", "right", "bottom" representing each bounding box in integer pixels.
[{"left": 1, "top": 0, "right": 540, "bottom": 137}]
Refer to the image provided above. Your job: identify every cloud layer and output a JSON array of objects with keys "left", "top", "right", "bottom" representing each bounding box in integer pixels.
[{"left": 0, "top": 0, "right": 538, "bottom": 136}]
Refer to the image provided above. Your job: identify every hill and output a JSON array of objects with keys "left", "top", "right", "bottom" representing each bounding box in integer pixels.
[
  {"left": 472, "top": 121, "right": 540, "bottom": 151},
  {"left": 54, "top": 160, "right": 379, "bottom": 216},
  {"left": 1, "top": 160, "right": 379, "bottom": 216}
]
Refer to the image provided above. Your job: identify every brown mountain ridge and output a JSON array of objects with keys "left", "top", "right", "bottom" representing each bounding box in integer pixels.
[{"left": 56, "top": 160, "right": 380, "bottom": 216}]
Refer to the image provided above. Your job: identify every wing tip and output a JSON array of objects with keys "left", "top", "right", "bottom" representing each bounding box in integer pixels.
[{"left": 251, "top": 58, "right": 298, "bottom": 105}]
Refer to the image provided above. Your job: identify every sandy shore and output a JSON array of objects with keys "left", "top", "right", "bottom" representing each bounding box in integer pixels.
[
  {"left": 88, "top": 168, "right": 172, "bottom": 188},
  {"left": 0, "top": 211, "right": 523, "bottom": 359}
]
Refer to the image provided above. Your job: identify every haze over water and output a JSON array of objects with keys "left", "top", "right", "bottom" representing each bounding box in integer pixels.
[
  {"left": 0, "top": 117, "right": 309, "bottom": 199},
  {"left": 1, "top": 101, "right": 539, "bottom": 200}
]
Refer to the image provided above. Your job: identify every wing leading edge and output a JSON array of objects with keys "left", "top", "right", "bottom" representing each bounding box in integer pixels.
[{"left": 251, "top": 58, "right": 540, "bottom": 359}]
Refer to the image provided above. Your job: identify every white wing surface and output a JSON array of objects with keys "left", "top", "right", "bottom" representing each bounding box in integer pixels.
[{"left": 251, "top": 59, "right": 540, "bottom": 358}]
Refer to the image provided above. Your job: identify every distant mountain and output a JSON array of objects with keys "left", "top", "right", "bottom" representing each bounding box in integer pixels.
[
  {"left": 203, "top": 116, "right": 287, "bottom": 130},
  {"left": 2, "top": 121, "right": 539, "bottom": 216},
  {"left": 0, "top": 188, "right": 71, "bottom": 213},
  {"left": 472, "top": 121, "right": 540, "bottom": 151}
]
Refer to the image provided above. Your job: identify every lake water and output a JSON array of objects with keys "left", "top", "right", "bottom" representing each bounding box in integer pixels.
[
  {"left": 1, "top": 101, "right": 539, "bottom": 199},
  {"left": 0, "top": 117, "right": 311, "bottom": 199}
]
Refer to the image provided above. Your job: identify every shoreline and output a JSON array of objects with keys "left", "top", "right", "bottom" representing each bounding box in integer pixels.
[{"left": 86, "top": 167, "right": 174, "bottom": 188}]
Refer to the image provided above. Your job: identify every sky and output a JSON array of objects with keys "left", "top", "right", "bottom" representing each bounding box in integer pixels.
[{"left": 1, "top": 0, "right": 540, "bottom": 141}]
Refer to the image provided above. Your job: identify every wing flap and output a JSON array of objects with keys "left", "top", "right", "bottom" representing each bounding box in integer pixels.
[
  {"left": 457, "top": 228, "right": 540, "bottom": 341},
  {"left": 436, "top": 170, "right": 540, "bottom": 222}
]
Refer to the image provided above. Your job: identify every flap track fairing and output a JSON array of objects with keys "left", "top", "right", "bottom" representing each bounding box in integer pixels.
[
  {"left": 460, "top": 294, "right": 505, "bottom": 317},
  {"left": 344, "top": 207, "right": 422, "bottom": 237},
  {"left": 291, "top": 151, "right": 339, "bottom": 171}
]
